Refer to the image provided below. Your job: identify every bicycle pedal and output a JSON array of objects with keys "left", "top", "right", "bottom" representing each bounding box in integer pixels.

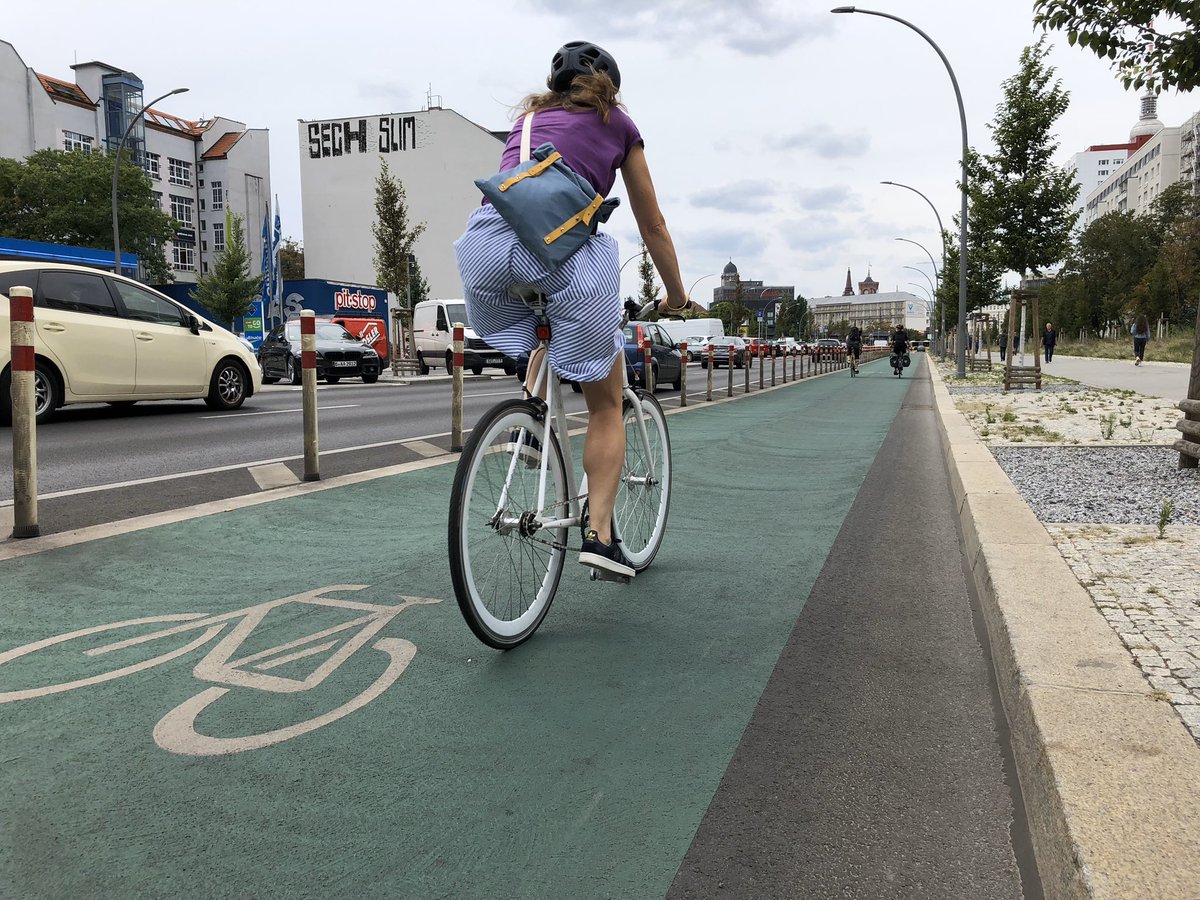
[{"left": 588, "top": 568, "right": 631, "bottom": 585}]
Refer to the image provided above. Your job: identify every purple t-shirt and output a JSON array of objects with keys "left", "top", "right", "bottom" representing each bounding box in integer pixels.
[{"left": 496, "top": 106, "right": 642, "bottom": 198}]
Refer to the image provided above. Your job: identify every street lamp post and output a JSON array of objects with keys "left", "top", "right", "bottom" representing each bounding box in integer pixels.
[
  {"left": 884, "top": 180, "right": 948, "bottom": 358},
  {"left": 112, "top": 87, "right": 189, "bottom": 276},
  {"left": 687, "top": 273, "right": 717, "bottom": 306},
  {"left": 834, "top": 6, "right": 969, "bottom": 377},
  {"left": 896, "top": 237, "right": 941, "bottom": 351},
  {"left": 903, "top": 264, "right": 935, "bottom": 295}
]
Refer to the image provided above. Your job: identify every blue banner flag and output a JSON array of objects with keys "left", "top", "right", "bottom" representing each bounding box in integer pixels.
[
  {"left": 260, "top": 202, "right": 272, "bottom": 321},
  {"left": 271, "top": 196, "right": 282, "bottom": 319}
]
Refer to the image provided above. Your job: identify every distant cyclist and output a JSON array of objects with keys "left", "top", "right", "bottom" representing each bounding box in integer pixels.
[
  {"left": 890, "top": 323, "right": 911, "bottom": 375},
  {"left": 846, "top": 324, "right": 863, "bottom": 373},
  {"left": 454, "top": 41, "right": 695, "bottom": 580}
]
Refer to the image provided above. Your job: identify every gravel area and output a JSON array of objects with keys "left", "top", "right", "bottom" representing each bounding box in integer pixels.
[
  {"left": 991, "top": 446, "right": 1200, "bottom": 526},
  {"left": 946, "top": 383, "right": 1086, "bottom": 394}
]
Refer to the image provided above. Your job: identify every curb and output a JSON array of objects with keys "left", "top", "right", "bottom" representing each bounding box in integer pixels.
[{"left": 928, "top": 364, "right": 1200, "bottom": 899}]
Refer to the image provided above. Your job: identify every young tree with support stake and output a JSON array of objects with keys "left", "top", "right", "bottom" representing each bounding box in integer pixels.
[
  {"left": 372, "top": 159, "right": 426, "bottom": 358},
  {"left": 191, "top": 214, "right": 260, "bottom": 329}
]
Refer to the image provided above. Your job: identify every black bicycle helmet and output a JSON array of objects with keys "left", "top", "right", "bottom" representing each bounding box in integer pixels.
[{"left": 549, "top": 41, "right": 621, "bottom": 93}]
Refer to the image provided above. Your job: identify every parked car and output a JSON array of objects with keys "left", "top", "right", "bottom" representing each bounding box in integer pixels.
[
  {"left": 0, "top": 262, "right": 261, "bottom": 423},
  {"left": 258, "top": 320, "right": 381, "bottom": 384},
  {"left": 776, "top": 337, "right": 801, "bottom": 356},
  {"left": 623, "top": 320, "right": 683, "bottom": 391},
  {"left": 700, "top": 335, "right": 747, "bottom": 368},
  {"left": 412, "top": 298, "right": 515, "bottom": 376}
]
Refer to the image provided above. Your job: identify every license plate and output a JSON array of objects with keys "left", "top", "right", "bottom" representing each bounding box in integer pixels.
[
  {"left": 486, "top": 357, "right": 502, "bottom": 364},
  {"left": 333, "top": 360, "right": 356, "bottom": 368}
]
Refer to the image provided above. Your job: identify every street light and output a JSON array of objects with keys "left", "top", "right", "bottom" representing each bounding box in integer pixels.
[
  {"left": 686, "top": 273, "right": 717, "bottom": 306},
  {"left": 903, "top": 264, "right": 935, "bottom": 295},
  {"left": 881, "top": 181, "right": 945, "bottom": 278},
  {"left": 834, "top": 6, "right": 969, "bottom": 377},
  {"left": 907, "top": 283, "right": 934, "bottom": 337},
  {"left": 897, "top": 237, "right": 941, "bottom": 355},
  {"left": 112, "top": 86, "right": 189, "bottom": 276}
]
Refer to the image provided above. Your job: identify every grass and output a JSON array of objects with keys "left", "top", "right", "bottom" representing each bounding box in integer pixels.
[{"left": 1053, "top": 333, "right": 1196, "bottom": 364}]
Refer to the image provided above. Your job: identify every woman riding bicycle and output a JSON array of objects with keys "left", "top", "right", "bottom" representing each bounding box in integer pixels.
[
  {"left": 846, "top": 324, "right": 863, "bottom": 373},
  {"left": 454, "top": 41, "right": 693, "bottom": 579}
]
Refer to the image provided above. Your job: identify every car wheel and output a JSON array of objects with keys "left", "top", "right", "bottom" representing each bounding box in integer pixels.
[
  {"left": 471, "top": 365, "right": 483, "bottom": 376},
  {"left": 286, "top": 356, "right": 302, "bottom": 385},
  {"left": 417, "top": 352, "right": 430, "bottom": 375},
  {"left": 260, "top": 359, "right": 280, "bottom": 385},
  {"left": 503, "top": 359, "right": 517, "bottom": 376},
  {"left": 205, "top": 359, "right": 249, "bottom": 411},
  {"left": 325, "top": 376, "right": 340, "bottom": 385},
  {"left": 445, "top": 351, "right": 455, "bottom": 373},
  {"left": 362, "top": 373, "right": 379, "bottom": 384},
  {"left": 1, "top": 363, "right": 60, "bottom": 425},
  {"left": 672, "top": 369, "right": 682, "bottom": 390}
]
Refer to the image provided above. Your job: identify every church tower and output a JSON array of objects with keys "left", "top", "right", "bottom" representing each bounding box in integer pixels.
[
  {"left": 858, "top": 268, "right": 879, "bottom": 295},
  {"left": 842, "top": 268, "right": 854, "bottom": 296}
]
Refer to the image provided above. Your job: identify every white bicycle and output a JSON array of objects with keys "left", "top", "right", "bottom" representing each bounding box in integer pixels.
[{"left": 448, "top": 290, "right": 673, "bottom": 649}]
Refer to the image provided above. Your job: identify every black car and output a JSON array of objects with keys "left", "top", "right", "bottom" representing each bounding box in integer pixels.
[{"left": 258, "top": 320, "right": 381, "bottom": 385}]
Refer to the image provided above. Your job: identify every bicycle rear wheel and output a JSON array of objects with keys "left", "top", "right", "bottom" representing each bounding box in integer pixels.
[
  {"left": 448, "top": 400, "right": 568, "bottom": 649},
  {"left": 613, "top": 390, "right": 671, "bottom": 571}
]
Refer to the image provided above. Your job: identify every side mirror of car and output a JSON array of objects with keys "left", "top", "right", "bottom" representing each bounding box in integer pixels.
[{"left": 188, "top": 315, "right": 201, "bottom": 335}]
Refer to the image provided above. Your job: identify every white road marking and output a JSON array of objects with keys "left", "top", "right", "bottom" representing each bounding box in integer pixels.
[
  {"left": 402, "top": 440, "right": 447, "bottom": 458},
  {"left": 249, "top": 463, "right": 301, "bottom": 490},
  {"left": 201, "top": 404, "right": 359, "bottom": 419}
]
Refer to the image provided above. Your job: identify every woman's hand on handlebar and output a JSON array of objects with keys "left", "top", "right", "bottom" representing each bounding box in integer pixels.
[{"left": 655, "top": 295, "right": 699, "bottom": 316}]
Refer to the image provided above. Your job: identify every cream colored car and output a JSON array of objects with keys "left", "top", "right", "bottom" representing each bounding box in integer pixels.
[{"left": 0, "top": 262, "right": 261, "bottom": 423}]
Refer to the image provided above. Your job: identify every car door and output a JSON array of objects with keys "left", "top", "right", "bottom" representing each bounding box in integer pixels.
[
  {"left": 260, "top": 326, "right": 285, "bottom": 376},
  {"left": 36, "top": 269, "right": 136, "bottom": 396},
  {"left": 651, "top": 324, "right": 679, "bottom": 381},
  {"left": 109, "top": 280, "right": 208, "bottom": 394}
]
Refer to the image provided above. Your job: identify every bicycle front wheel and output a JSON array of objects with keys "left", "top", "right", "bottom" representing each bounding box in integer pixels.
[
  {"left": 614, "top": 389, "right": 672, "bottom": 571},
  {"left": 448, "top": 400, "right": 568, "bottom": 649}
]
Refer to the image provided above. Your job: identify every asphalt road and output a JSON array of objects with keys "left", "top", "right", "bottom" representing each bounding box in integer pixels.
[
  {"left": 1043, "top": 354, "right": 1191, "bottom": 399},
  {"left": 0, "top": 363, "right": 730, "bottom": 532}
]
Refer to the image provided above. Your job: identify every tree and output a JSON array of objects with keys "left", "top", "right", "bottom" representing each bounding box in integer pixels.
[
  {"left": 407, "top": 254, "right": 431, "bottom": 306},
  {"left": 190, "top": 215, "right": 261, "bottom": 329},
  {"left": 776, "top": 295, "right": 809, "bottom": 339},
  {"left": 969, "top": 39, "right": 1079, "bottom": 284},
  {"left": 279, "top": 237, "right": 305, "bottom": 281},
  {"left": 1033, "top": 0, "right": 1199, "bottom": 93},
  {"left": 371, "top": 158, "right": 426, "bottom": 307},
  {"left": 636, "top": 241, "right": 659, "bottom": 318},
  {"left": 0, "top": 148, "right": 176, "bottom": 282},
  {"left": 936, "top": 225, "right": 1004, "bottom": 329}
]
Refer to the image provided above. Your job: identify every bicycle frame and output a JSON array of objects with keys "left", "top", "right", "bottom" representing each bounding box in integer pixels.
[{"left": 495, "top": 293, "right": 655, "bottom": 538}]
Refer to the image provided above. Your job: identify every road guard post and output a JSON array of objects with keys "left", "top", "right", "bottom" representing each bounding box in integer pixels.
[
  {"left": 301, "top": 310, "right": 320, "bottom": 481},
  {"left": 758, "top": 346, "right": 765, "bottom": 390},
  {"left": 451, "top": 324, "right": 464, "bottom": 451},
  {"left": 642, "top": 336, "right": 653, "bottom": 393},
  {"left": 679, "top": 342, "right": 688, "bottom": 407},
  {"left": 9, "top": 286, "right": 38, "bottom": 538},
  {"left": 726, "top": 347, "right": 734, "bottom": 397},
  {"left": 744, "top": 347, "right": 751, "bottom": 393},
  {"left": 706, "top": 343, "right": 714, "bottom": 402}
]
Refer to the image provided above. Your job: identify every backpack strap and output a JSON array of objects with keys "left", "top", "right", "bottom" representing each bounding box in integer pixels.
[{"left": 520, "top": 111, "right": 534, "bottom": 162}]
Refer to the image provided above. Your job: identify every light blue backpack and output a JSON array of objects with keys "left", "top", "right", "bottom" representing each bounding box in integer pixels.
[{"left": 475, "top": 111, "right": 619, "bottom": 275}]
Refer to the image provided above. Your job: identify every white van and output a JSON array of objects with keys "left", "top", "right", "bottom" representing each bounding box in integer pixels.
[
  {"left": 658, "top": 317, "right": 724, "bottom": 345},
  {"left": 411, "top": 299, "right": 514, "bottom": 376}
]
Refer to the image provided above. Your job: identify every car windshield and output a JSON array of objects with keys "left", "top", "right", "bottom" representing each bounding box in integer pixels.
[
  {"left": 285, "top": 323, "right": 357, "bottom": 341},
  {"left": 445, "top": 302, "right": 470, "bottom": 329}
]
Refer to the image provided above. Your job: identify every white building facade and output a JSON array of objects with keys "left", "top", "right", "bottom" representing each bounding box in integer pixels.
[
  {"left": 0, "top": 41, "right": 271, "bottom": 284},
  {"left": 807, "top": 292, "right": 928, "bottom": 334},
  {"left": 1065, "top": 146, "right": 1128, "bottom": 219},
  {"left": 299, "top": 106, "right": 503, "bottom": 299}
]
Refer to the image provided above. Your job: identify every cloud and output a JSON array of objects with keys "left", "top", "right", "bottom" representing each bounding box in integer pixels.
[
  {"left": 777, "top": 217, "right": 856, "bottom": 255},
  {"left": 683, "top": 225, "right": 766, "bottom": 261},
  {"left": 767, "top": 129, "right": 871, "bottom": 159},
  {"left": 531, "top": 0, "right": 831, "bottom": 56},
  {"left": 357, "top": 81, "right": 418, "bottom": 110},
  {"left": 690, "top": 180, "right": 777, "bottom": 214},
  {"left": 795, "top": 185, "right": 855, "bottom": 211}
]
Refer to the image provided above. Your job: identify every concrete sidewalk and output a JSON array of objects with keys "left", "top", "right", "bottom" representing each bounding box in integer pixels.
[{"left": 1041, "top": 354, "right": 1190, "bottom": 400}]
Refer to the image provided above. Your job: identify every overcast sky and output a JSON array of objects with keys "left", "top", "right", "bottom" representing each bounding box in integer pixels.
[{"left": 6, "top": 1, "right": 1196, "bottom": 305}]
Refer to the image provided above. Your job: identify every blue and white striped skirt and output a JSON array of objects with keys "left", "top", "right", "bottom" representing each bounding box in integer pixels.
[{"left": 454, "top": 203, "right": 624, "bottom": 383}]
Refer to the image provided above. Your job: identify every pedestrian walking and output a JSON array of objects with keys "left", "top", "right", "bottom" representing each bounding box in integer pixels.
[
  {"left": 1041, "top": 322, "right": 1057, "bottom": 363},
  {"left": 999, "top": 326, "right": 1008, "bottom": 361},
  {"left": 1131, "top": 314, "right": 1150, "bottom": 366}
]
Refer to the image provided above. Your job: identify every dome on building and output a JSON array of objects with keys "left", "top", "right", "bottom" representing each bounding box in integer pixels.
[
  {"left": 1130, "top": 90, "right": 1163, "bottom": 140},
  {"left": 722, "top": 260, "right": 738, "bottom": 276}
]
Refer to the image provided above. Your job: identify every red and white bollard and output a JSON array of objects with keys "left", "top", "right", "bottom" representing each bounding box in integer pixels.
[
  {"left": 451, "top": 323, "right": 465, "bottom": 451},
  {"left": 643, "top": 335, "right": 654, "bottom": 393},
  {"left": 9, "top": 286, "right": 38, "bottom": 538},
  {"left": 679, "top": 341, "right": 688, "bottom": 407},
  {"left": 758, "top": 345, "right": 765, "bottom": 390},
  {"left": 300, "top": 309, "right": 320, "bottom": 481}
]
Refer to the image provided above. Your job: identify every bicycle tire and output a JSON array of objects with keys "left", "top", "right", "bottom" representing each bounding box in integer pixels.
[
  {"left": 613, "top": 389, "right": 671, "bottom": 571},
  {"left": 448, "top": 400, "right": 569, "bottom": 649}
]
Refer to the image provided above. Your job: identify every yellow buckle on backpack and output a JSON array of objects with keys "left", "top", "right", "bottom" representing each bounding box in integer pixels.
[
  {"left": 544, "top": 194, "right": 604, "bottom": 245},
  {"left": 498, "top": 152, "right": 563, "bottom": 192}
]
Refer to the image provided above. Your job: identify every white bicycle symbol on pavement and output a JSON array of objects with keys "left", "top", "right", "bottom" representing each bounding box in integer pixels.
[{"left": 0, "top": 585, "right": 441, "bottom": 757}]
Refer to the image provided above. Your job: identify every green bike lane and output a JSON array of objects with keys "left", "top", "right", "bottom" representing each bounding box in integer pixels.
[{"left": 0, "top": 357, "right": 914, "bottom": 898}]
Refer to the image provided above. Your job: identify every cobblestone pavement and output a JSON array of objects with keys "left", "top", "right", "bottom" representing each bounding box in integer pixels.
[
  {"left": 940, "top": 361, "right": 1200, "bottom": 746},
  {"left": 1050, "top": 524, "right": 1200, "bottom": 742}
]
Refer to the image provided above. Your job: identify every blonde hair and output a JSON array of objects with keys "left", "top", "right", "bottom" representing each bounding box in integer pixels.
[{"left": 517, "top": 71, "right": 624, "bottom": 124}]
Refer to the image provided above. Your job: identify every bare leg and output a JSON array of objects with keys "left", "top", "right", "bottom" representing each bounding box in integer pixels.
[{"left": 578, "top": 352, "right": 625, "bottom": 545}]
